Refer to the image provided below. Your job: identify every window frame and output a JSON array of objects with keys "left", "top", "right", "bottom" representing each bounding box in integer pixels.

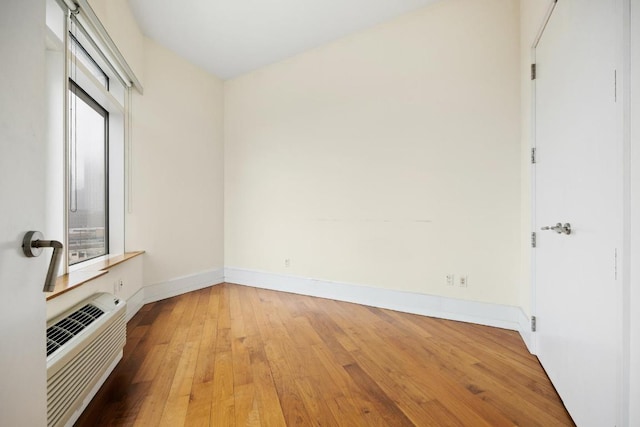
[
  {"left": 67, "top": 78, "right": 110, "bottom": 266},
  {"left": 45, "top": 0, "right": 135, "bottom": 277}
]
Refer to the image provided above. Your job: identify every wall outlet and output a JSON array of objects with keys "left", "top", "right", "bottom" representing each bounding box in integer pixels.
[
  {"left": 446, "top": 274, "right": 455, "bottom": 286},
  {"left": 113, "top": 279, "right": 124, "bottom": 295},
  {"left": 284, "top": 258, "right": 291, "bottom": 268},
  {"left": 459, "top": 275, "right": 468, "bottom": 287}
]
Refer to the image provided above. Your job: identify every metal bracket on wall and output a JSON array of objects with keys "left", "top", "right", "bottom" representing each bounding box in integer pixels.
[{"left": 531, "top": 63, "right": 537, "bottom": 80}]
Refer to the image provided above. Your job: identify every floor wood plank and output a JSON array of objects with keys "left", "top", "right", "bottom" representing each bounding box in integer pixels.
[{"left": 75, "top": 283, "right": 574, "bottom": 426}]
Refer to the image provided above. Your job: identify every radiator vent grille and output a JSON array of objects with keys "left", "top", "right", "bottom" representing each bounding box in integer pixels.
[
  {"left": 46, "top": 293, "right": 125, "bottom": 427},
  {"left": 46, "top": 304, "right": 105, "bottom": 357}
]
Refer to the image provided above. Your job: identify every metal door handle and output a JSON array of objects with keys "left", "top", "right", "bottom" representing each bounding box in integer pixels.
[
  {"left": 541, "top": 222, "right": 572, "bottom": 235},
  {"left": 22, "top": 231, "right": 64, "bottom": 292}
]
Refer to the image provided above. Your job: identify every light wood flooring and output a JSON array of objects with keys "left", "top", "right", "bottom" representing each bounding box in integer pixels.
[{"left": 75, "top": 283, "right": 574, "bottom": 426}]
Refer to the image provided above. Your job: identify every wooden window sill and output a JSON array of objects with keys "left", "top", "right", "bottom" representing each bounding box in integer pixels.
[{"left": 46, "top": 251, "right": 145, "bottom": 301}]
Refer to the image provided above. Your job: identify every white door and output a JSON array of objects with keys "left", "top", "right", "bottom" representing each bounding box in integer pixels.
[
  {"left": 0, "top": 1, "right": 48, "bottom": 425},
  {"left": 534, "top": 1, "right": 621, "bottom": 426}
]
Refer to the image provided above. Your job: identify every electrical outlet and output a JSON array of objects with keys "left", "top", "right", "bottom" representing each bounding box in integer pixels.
[
  {"left": 284, "top": 258, "right": 291, "bottom": 268},
  {"left": 113, "top": 279, "right": 124, "bottom": 295},
  {"left": 446, "top": 274, "right": 455, "bottom": 286},
  {"left": 459, "top": 275, "right": 468, "bottom": 287}
]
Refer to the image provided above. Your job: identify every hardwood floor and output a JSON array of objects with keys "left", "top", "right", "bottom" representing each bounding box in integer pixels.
[{"left": 75, "top": 283, "right": 574, "bottom": 426}]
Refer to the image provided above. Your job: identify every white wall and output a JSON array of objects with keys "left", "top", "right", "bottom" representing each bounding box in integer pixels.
[
  {"left": 45, "top": 48, "right": 65, "bottom": 248},
  {"left": 224, "top": 0, "right": 521, "bottom": 306},
  {"left": 0, "top": 0, "right": 47, "bottom": 425}
]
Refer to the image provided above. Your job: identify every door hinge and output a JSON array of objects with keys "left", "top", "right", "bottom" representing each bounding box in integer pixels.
[
  {"left": 531, "top": 232, "right": 537, "bottom": 248},
  {"left": 531, "top": 63, "right": 537, "bottom": 80},
  {"left": 531, "top": 147, "right": 536, "bottom": 164},
  {"left": 531, "top": 316, "right": 537, "bottom": 332}
]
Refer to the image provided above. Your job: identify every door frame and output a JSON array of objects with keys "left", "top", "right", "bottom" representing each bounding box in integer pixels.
[
  {"left": 528, "top": 0, "right": 631, "bottom": 424},
  {"left": 528, "top": 0, "right": 557, "bottom": 359},
  {"left": 621, "top": 0, "right": 633, "bottom": 425}
]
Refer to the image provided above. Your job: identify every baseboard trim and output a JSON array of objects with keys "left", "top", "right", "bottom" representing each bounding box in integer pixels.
[
  {"left": 124, "top": 267, "right": 532, "bottom": 350},
  {"left": 122, "top": 269, "right": 224, "bottom": 323},
  {"left": 224, "top": 267, "right": 522, "bottom": 332},
  {"left": 125, "top": 288, "right": 145, "bottom": 322},
  {"left": 143, "top": 268, "right": 225, "bottom": 305}
]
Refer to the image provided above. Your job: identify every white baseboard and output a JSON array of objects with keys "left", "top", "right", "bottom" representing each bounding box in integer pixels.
[
  {"left": 143, "top": 268, "right": 225, "bottom": 305},
  {"left": 122, "top": 269, "right": 224, "bottom": 323},
  {"left": 126, "top": 288, "right": 145, "bottom": 322},
  {"left": 224, "top": 267, "right": 522, "bottom": 332}
]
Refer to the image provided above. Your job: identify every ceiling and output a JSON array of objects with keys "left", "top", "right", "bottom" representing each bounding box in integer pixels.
[{"left": 128, "top": 0, "right": 440, "bottom": 79}]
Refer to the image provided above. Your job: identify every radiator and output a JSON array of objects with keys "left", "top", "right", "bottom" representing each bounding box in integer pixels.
[{"left": 46, "top": 293, "right": 126, "bottom": 427}]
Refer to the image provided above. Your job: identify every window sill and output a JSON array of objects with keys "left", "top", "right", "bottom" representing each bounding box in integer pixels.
[{"left": 46, "top": 251, "right": 145, "bottom": 301}]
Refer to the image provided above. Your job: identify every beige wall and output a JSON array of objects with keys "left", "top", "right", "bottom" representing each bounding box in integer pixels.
[
  {"left": 88, "top": 0, "right": 225, "bottom": 287},
  {"left": 126, "top": 38, "right": 225, "bottom": 286},
  {"left": 224, "top": 0, "right": 521, "bottom": 306},
  {"left": 518, "top": 0, "right": 554, "bottom": 315}
]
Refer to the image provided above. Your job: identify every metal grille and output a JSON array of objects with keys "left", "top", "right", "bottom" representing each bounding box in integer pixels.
[{"left": 46, "top": 304, "right": 104, "bottom": 357}]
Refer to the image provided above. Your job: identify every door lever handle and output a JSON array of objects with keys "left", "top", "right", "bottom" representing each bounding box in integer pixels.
[
  {"left": 22, "top": 231, "right": 64, "bottom": 292},
  {"left": 541, "top": 222, "right": 572, "bottom": 235}
]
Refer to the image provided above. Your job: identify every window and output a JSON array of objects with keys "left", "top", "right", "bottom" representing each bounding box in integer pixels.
[
  {"left": 45, "top": 0, "right": 140, "bottom": 275},
  {"left": 69, "top": 33, "right": 109, "bottom": 90},
  {"left": 68, "top": 81, "right": 109, "bottom": 265}
]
